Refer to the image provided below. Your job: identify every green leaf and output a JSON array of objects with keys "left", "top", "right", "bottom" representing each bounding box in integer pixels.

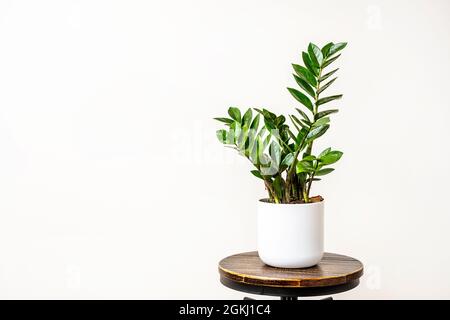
[
  {"left": 281, "top": 152, "right": 295, "bottom": 167},
  {"left": 317, "top": 77, "right": 337, "bottom": 95},
  {"left": 257, "top": 126, "right": 266, "bottom": 138},
  {"left": 302, "top": 155, "right": 316, "bottom": 161},
  {"left": 321, "top": 42, "right": 334, "bottom": 57},
  {"left": 288, "top": 142, "right": 296, "bottom": 150},
  {"left": 249, "top": 139, "right": 258, "bottom": 163},
  {"left": 297, "top": 172, "right": 307, "bottom": 184},
  {"left": 287, "top": 129, "right": 297, "bottom": 142},
  {"left": 253, "top": 108, "right": 264, "bottom": 115},
  {"left": 301, "top": 119, "right": 311, "bottom": 127},
  {"left": 320, "top": 150, "right": 343, "bottom": 165},
  {"left": 250, "top": 170, "right": 263, "bottom": 180},
  {"left": 296, "top": 127, "right": 308, "bottom": 146},
  {"left": 230, "top": 121, "right": 241, "bottom": 144},
  {"left": 275, "top": 115, "right": 286, "bottom": 126},
  {"left": 250, "top": 114, "right": 260, "bottom": 130},
  {"left": 308, "top": 43, "right": 323, "bottom": 67},
  {"left": 269, "top": 141, "right": 281, "bottom": 166},
  {"left": 317, "top": 95, "right": 342, "bottom": 106},
  {"left": 315, "top": 168, "right": 335, "bottom": 176},
  {"left": 296, "top": 160, "right": 315, "bottom": 173},
  {"left": 295, "top": 108, "right": 311, "bottom": 123},
  {"left": 320, "top": 68, "right": 339, "bottom": 82},
  {"left": 256, "top": 108, "right": 276, "bottom": 123},
  {"left": 237, "top": 126, "right": 249, "bottom": 149},
  {"left": 213, "top": 117, "right": 233, "bottom": 125},
  {"left": 319, "top": 147, "right": 331, "bottom": 158},
  {"left": 260, "top": 155, "right": 272, "bottom": 171},
  {"left": 295, "top": 116, "right": 311, "bottom": 134},
  {"left": 246, "top": 130, "right": 257, "bottom": 155},
  {"left": 216, "top": 129, "right": 228, "bottom": 144},
  {"left": 256, "top": 136, "right": 265, "bottom": 165},
  {"left": 264, "top": 118, "right": 276, "bottom": 131},
  {"left": 312, "top": 117, "right": 330, "bottom": 127},
  {"left": 242, "top": 108, "right": 252, "bottom": 127},
  {"left": 228, "top": 107, "right": 241, "bottom": 122},
  {"left": 287, "top": 88, "right": 314, "bottom": 112},
  {"left": 315, "top": 109, "right": 339, "bottom": 120},
  {"left": 302, "top": 52, "right": 318, "bottom": 76},
  {"left": 273, "top": 175, "right": 284, "bottom": 199},
  {"left": 292, "top": 64, "right": 317, "bottom": 87},
  {"left": 263, "top": 132, "right": 271, "bottom": 148},
  {"left": 328, "top": 42, "right": 347, "bottom": 56},
  {"left": 263, "top": 108, "right": 277, "bottom": 121},
  {"left": 289, "top": 115, "right": 301, "bottom": 132},
  {"left": 293, "top": 74, "right": 315, "bottom": 98},
  {"left": 250, "top": 133, "right": 261, "bottom": 162},
  {"left": 322, "top": 54, "right": 341, "bottom": 69},
  {"left": 306, "top": 124, "right": 330, "bottom": 142},
  {"left": 290, "top": 114, "right": 308, "bottom": 129}
]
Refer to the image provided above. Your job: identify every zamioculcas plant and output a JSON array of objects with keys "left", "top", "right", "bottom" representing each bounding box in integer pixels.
[
  {"left": 215, "top": 42, "right": 347, "bottom": 204},
  {"left": 215, "top": 41, "right": 348, "bottom": 268}
]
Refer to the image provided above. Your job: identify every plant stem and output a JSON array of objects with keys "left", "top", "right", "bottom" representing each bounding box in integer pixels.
[
  {"left": 292, "top": 178, "right": 298, "bottom": 201},
  {"left": 303, "top": 64, "right": 324, "bottom": 201},
  {"left": 306, "top": 173, "right": 315, "bottom": 200},
  {"left": 285, "top": 134, "right": 309, "bottom": 203},
  {"left": 264, "top": 179, "right": 279, "bottom": 203},
  {"left": 302, "top": 188, "right": 308, "bottom": 203},
  {"left": 252, "top": 162, "right": 279, "bottom": 203}
]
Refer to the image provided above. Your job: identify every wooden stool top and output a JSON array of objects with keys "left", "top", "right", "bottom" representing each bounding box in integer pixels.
[{"left": 219, "top": 251, "right": 363, "bottom": 288}]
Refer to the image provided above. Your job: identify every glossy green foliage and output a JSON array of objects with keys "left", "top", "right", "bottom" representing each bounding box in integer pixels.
[{"left": 214, "top": 41, "right": 347, "bottom": 203}]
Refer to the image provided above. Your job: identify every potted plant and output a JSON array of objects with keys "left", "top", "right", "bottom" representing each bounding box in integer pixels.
[{"left": 214, "top": 41, "right": 347, "bottom": 268}]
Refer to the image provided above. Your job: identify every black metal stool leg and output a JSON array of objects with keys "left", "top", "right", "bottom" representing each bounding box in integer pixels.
[
  {"left": 281, "top": 296, "right": 332, "bottom": 300},
  {"left": 245, "top": 296, "right": 331, "bottom": 300}
]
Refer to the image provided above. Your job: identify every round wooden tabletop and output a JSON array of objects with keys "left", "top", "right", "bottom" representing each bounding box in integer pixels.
[{"left": 219, "top": 251, "right": 363, "bottom": 289}]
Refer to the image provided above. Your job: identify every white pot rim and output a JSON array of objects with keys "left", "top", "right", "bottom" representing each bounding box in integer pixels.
[{"left": 258, "top": 198, "right": 324, "bottom": 207}]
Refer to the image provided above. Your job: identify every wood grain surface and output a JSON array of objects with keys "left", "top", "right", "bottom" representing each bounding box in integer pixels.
[{"left": 219, "top": 251, "right": 363, "bottom": 288}]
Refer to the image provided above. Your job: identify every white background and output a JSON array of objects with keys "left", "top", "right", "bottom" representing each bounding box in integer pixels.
[{"left": 0, "top": 0, "right": 449, "bottom": 299}]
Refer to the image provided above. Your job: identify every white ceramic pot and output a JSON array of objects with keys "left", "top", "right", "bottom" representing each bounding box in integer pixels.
[{"left": 257, "top": 199, "right": 324, "bottom": 268}]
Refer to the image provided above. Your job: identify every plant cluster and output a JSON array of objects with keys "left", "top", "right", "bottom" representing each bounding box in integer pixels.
[{"left": 215, "top": 42, "right": 347, "bottom": 204}]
